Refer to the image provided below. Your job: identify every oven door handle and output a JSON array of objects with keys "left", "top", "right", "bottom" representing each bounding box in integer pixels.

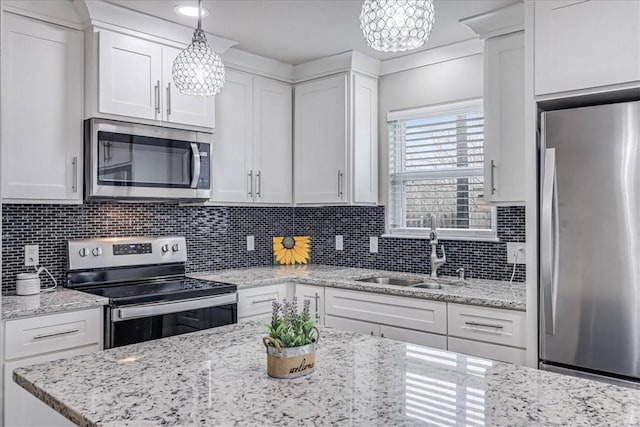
[
  {"left": 112, "top": 293, "right": 237, "bottom": 322},
  {"left": 190, "top": 142, "right": 201, "bottom": 189}
]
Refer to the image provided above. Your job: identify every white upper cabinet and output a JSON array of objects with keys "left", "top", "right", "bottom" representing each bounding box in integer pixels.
[
  {"left": 294, "top": 73, "right": 378, "bottom": 205},
  {"left": 161, "top": 45, "right": 215, "bottom": 128},
  {"left": 253, "top": 77, "right": 293, "bottom": 204},
  {"left": 294, "top": 74, "right": 347, "bottom": 204},
  {"left": 1, "top": 12, "right": 83, "bottom": 204},
  {"left": 483, "top": 31, "right": 525, "bottom": 205},
  {"left": 211, "top": 69, "right": 292, "bottom": 204},
  {"left": 535, "top": 0, "right": 640, "bottom": 96},
  {"left": 98, "top": 31, "right": 162, "bottom": 121},
  {"left": 91, "top": 29, "right": 215, "bottom": 128}
]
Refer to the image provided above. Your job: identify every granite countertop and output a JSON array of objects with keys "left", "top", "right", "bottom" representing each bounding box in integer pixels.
[
  {"left": 2, "top": 288, "right": 108, "bottom": 320},
  {"left": 14, "top": 321, "right": 640, "bottom": 426},
  {"left": 189, "top": 265, "right": 526, "bottom": 311}
]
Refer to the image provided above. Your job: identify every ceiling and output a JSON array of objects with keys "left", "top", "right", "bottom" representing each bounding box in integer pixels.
[{"left": 103, "top": 0, "right": 520, "bottom": 65}]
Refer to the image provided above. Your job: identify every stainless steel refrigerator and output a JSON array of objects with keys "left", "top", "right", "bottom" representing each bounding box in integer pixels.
[{"left": 539, "top": 100, "right": 640, "bottom": 388}]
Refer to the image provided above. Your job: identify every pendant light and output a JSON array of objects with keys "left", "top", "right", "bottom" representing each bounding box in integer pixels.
[
  {"left": 172, "top": 0, "right": 225, "bottom": 96},
  {"left": 360, "top": 0, "right": 435, "bottom": 53}
]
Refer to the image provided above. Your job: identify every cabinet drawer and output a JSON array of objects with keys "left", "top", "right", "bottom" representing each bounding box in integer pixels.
[
  {"left": 325, "top": 315, "right": 378, "bottom": 336},
  {"left": 447, "top": 336, "right": 527, "bottom": 365},
  {"left": 325, "top": 288, "right": 447, "bottom": 334},
  {"left": 237, "top": 284, "right": 287, "bottom": 319},
  {"left": 447, "top": 304, "right": 526, "bottom": 348},
  {"left": 4, "top": 308, "right": 101, "bottom": 360}
]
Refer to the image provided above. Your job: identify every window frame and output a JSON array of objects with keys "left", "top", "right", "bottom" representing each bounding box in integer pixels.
[{"left": 385, "top": 98, "right": 498, "bottom": 242}]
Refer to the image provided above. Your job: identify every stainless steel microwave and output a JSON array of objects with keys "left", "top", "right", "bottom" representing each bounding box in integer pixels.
[{"left": 84, "top": 119, "right": 211, "bottom": 201}]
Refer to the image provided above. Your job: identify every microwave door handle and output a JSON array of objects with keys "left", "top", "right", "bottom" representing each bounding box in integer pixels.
[{"left": 190, "top": 143, "right": 201, "bottom": 189}]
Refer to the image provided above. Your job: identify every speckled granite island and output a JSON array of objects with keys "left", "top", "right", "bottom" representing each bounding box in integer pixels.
[
  {"left": 14, "top": 321, "right": 640, "bottom": 426},
  {"left": 189, "top": 265, "right": 526, "bottom": 311}
]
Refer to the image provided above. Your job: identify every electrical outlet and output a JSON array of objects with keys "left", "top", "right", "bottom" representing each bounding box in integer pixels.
[
  {"left": 25, "top": 245, "right": 39, "bottom": 266},
  {"left": 507, "top": 242, "right": 526, "bottom": 264},
  {"left": 369, "top": 236, "right": 379, "bottom": 253},
  {"left": 246, "top": 236, "right": 255, "bottom": 251},
  {"left": 335, "top": 235, "right": 344, "bottom": 251}
]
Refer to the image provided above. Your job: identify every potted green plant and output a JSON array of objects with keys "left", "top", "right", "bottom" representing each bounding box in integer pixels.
[{"left": 262, "top": 297, "right": 320, "bottom": 379}]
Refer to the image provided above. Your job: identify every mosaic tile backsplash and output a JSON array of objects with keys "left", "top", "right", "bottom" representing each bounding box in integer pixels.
[{"left": 2, "top": 204, "right": 525, "bottom": 294}]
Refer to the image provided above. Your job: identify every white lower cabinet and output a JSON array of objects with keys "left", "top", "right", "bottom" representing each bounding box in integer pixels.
[
  {"left": 323, "top": 287, "right": 526, "bottom": 365},
  {"left": 324, "top": 288, "right": 447, "bottom": 334},
  {"left": 237, "top": 284, "right": 287, "bottom": 322},
  {"left": 3, "top": 308, "right": 103, "bottom": 426},
  {"left": 293, "top": 284, "right": 325, "bottom": 326}
]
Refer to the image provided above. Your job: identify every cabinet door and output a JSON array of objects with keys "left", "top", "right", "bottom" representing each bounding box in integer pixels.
[
  {"left": 1, "top": 13, "right": 83, "bottom": 203},
  {"left": 294, "top": 74, "right": 347, "bottom": 204},
  {"left": 99, "top": 30, "right": 162, "bottom": 120},
  {"left": 535, "top": 0, "right": 640, "bottom": 95},
  {"left": 325, "top": 315, "right": 379, "bottom": 336},
  {"left": 351, "top": 73, "right": 378, "bottom": 204},
  {"left": 483, "top": 32, "right": 525, "bottom": 205},
  {"left": 210, "top": 69, "right": 254, "bottom": 203},
  {"left": 253, "top": 77, "right": 292, "bottom": 204},
  {"left": 4, "top": 345, "right": 99, "bottom": 426},
  {"left": 162, "top": 46, "right": 215, "bottom": 128},
  {"left": 294, "top": 284, "right": 324, "bottom": 325}
]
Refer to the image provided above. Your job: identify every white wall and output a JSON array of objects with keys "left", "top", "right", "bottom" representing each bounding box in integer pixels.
[{"left": 377, "top": 53, "right": 484, "bottom": 205}]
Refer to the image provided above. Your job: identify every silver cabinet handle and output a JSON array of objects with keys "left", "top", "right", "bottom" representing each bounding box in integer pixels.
[
  {"left": 154, "top": 80, "right": 160, "bottom": 116},
  {"left": 465, "top": 321, "right": 504, "bottom": 329},
  {"left": 252, "top": 297, "right": 276, "bottom": 304},
  {"left": 166, "top": 82, "right": 172, "bottom": 116},
  {"left": 490, "top": 160, "right": 496, "bottom": 195},
  {"left": 72, "top": 156, "right": 78, "bottom": 193},
  {"left": 337, "top": 170, "right": 344, "bottom": 198},
  {"left": 314, "top": 292, "right": 319, "bottom": 321},
  {"left": 256, "top": 171, "right": 262, "bottom": 198},
  {"left": 33, "top": 328, "right": 80, "bottom": 340},
  {"left": 248, "top": 170, "right": 253, "bottom": 198}
]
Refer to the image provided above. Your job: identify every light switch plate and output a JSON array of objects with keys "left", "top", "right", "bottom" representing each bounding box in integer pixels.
[
  {"left": 25, "top": 245, "right": 39, "bottom": 266},
  {"left": 335, "top": 235, "right": 344, "bottom": 251},
  {"left": 246, "top": 236, "right": 255, "bottom": 252},
  {"left": 507, "top": 242, "right": 526, "bottom": 264},
  {"left": 369, "top": 236, "right": 378, "bottom": 253}
]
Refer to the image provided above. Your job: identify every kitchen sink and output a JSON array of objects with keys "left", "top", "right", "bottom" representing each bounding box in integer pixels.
[{"left": 356, "top": 277, "right": 423, "bottom": 287}]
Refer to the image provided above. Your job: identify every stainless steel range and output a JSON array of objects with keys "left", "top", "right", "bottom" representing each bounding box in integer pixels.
[{"left": 66, "top": 236, "right": 237, "bottom": 349}]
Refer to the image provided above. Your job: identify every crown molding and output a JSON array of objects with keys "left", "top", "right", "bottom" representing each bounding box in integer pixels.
[
  {"left": 223, "top": 48, "right": 294, "bottom": 83},
  {"left": 81, "top": 0, "right": 237, "bottom": 53},
  {"left": 2, "top": 0, "right": 84, "bottom": 30},
  {"left": 379, "top": 39, "right": 484, "bottom": 76},
  {"left": 460, "top": 2, "right": 524, "bottom": 40}
]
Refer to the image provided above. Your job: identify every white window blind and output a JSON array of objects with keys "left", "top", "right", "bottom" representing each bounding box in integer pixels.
[{"left": 387, "top": 99, "right": 496, "bottom": 239}]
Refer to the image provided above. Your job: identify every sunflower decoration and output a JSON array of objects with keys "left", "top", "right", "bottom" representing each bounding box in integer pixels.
[{"left": 273, "top": 236, "right": 311, "bottom": 265}]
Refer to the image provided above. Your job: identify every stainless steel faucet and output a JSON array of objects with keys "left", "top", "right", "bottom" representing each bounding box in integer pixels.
[
  {"left": 429, "top": 214, "right": 446, "bottom": 278},
  {"left": 456, "top": 267, "right": 466, "bottom": 280}
]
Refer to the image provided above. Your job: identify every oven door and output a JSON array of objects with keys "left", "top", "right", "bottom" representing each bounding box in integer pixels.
[
  {"left": 86, "top": 118, "right": 211, "bottom": 201},
  {"left": 106, "top": 293, "right": 237, "bottom": 348}
]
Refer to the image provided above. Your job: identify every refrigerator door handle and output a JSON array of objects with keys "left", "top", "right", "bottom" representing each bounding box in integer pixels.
[{"left": 541, "top": 147, "right": 558, "bottom": 335}]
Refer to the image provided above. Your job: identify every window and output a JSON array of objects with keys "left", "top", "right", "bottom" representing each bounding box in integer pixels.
[{"left": 387, "top": 99, "right": 496, "bottom": 240}]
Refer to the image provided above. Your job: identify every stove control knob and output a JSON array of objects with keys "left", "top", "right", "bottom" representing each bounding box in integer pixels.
[
  {"left": 161, "top": 244, "right": 170, "bottom": 253},
  {"left": 172, "top": 243, "right": 180, "bottom": 252},
  {"left": 92, "top": 247, "right": 103, "bottom": 257},
  {"left": 79, "top": 248, "right": 89, "bottom": 257}
]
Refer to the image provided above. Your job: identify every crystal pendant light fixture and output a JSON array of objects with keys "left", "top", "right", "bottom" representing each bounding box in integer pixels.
[
  {"left": 172, "top": 0, "right": 225, "bottom": 96},
  {"left": 360, "top": 0, "right": 435, "bottom": 53}
]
